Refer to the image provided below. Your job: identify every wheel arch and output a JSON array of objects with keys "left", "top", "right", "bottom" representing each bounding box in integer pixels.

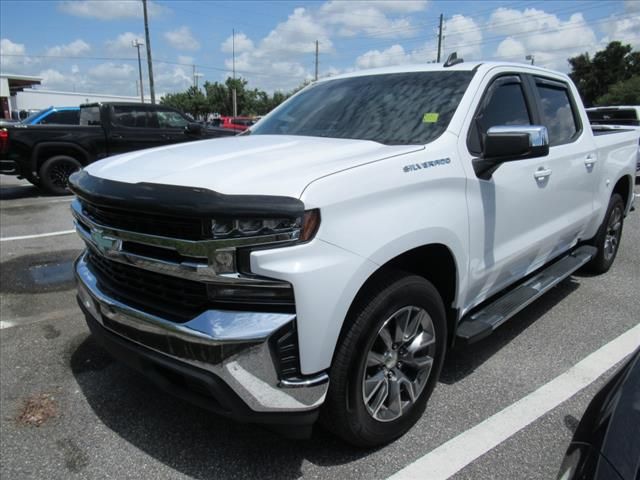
[
  {"left": 31, "top": 142, "right": 91, "bottom": 177},
  {"left": 339, "top": 243, "right": 460, "bottom": 353},
  {"left": 612, "top": 174, "right": 633, "bottom": 214}
]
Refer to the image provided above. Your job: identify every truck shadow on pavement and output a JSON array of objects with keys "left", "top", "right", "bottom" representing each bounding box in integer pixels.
[
  {"left": 69, "top": 336, "right": 374, "bottom": 480},
  {"left": 440, "top": 277, "right": 581, "bottom": 384}
]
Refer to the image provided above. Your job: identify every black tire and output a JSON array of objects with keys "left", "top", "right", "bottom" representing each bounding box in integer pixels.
[
  {"left": 39, "top": 155, "right": 82, "bottom": 195},
  {"left": 321, "top": 271, "right": 447, "bottom": 447},
  {"left": 584, "top": 193, "right": 625, "bottom": 274}
]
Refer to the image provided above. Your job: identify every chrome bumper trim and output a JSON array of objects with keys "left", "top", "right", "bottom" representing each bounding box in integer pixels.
[{"left": 75, "top": 252, "right": 328, "bottom": 412}]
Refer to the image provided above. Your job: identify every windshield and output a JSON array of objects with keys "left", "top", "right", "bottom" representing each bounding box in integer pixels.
[
  {"left": 21, "top": 109, "right": 47, "bottom": 124},
  {"left": 251, "top": 71, "right": 474, "bottom": 145}
]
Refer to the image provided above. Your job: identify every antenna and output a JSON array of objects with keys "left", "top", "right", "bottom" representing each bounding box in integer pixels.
[{"left": 444, "top": 52, "right": 463, "bottom": 68}]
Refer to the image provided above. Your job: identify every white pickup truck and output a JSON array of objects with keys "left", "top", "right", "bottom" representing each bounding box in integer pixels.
[{"left": 70, "top": 61, "right": 638, "bottom": 447}]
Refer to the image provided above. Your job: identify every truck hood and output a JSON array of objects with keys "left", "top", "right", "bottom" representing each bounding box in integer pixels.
[{"left": 85, "top": 135, "right": 424, "bottom": 198}]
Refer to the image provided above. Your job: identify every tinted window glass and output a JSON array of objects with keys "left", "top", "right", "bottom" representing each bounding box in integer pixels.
[
  {"left": 535, "top": 82, "right": 578, "bottom": 146},
  {"left": 80, "top": 106, "right": 101, "bottom": 126},
  {"left": 587, "top": 109, "right": 640, "bottom": 126},
  {"left": 252, "top": 71, "right": 474, "bottom": 145},
  {"left": 156, "top": 110, "right": 188, "bottom": 128},
  {"left": 112, "top": 106, "right": 148, "bottom": 127},
  {"left": 39, "top": 110, "right": 79, "bottom": 125},
  {"left": 469, "top": 79, "right": 531, "bottom": 153}
]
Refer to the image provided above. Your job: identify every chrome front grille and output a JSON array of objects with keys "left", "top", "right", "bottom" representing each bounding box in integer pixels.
[{"left": 71, "top": 198, "right": 297, "bottom": 320}]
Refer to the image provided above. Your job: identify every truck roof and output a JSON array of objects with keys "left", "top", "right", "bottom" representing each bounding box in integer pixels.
[
  {"left": 317, "top": 61, "right": 571, "bottom": 83},
  {"left": 80, "top": 102, "right": 150, "bottom": 108}
]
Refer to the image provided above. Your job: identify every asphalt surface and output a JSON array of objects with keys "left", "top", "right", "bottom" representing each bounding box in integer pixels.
[{"left": 1, "top": 174, "right": 638, "bottom": 480}]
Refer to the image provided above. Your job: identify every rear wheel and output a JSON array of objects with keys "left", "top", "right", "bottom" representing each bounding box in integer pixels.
[
  {"left": 321, "top": 271, "right": 447, "bottom": 447},
  {"left": 39, "top": 155, "right": 81, "bottom": 195},
  {"left": 584, "top": 193, "right": 625, "bottom": 274}
]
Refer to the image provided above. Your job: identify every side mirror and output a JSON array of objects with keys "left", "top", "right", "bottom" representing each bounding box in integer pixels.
[
  {"left": 185, "top": 122, "right": 202, "bottom": 135},
  {"left": 473, "top": 125, "right": 549, "bottom": 179}
]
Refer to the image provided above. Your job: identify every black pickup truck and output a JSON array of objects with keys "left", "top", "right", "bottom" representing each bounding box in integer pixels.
[{"left": 0, "top": 102, "right": 235, "bottom": 194}]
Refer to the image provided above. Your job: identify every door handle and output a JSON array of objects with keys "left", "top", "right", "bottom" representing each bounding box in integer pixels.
[
  {"left": 584, "top": 155, "right": 597, "bottom": 168},
  {"left": 111, "top": 134, "right": 124, "bottom": 140},
  {"left": 534, "top": 167, "right": 552, "bottom": 180}
]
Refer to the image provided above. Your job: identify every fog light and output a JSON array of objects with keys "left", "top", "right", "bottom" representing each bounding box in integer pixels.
[
  {"left": 207, "top": 282, "right": 294, "bottom": 305},
  {"left": 214, "top": 250, "right": 235, "bottom": 273}
]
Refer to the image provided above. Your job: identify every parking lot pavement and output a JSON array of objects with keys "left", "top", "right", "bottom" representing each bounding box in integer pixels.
[{"left": 1, "top": 176, "right": 638, "bottom": 480}]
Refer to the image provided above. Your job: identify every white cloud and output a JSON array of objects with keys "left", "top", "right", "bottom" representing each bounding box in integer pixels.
[
  {"left": 319, "top": 0, "right": 428, "bottom": 38},
  {"left": 495, "top": 37, "right": 526, "bottom": 62},
  {"left": 0, "top": 38, "right": 28, "bottom": 69},
  {"left": 88, "top": 63, "right": 134, "bottom": 80},
  {"left": 164, "top": 26, "right": 200, "bottom": 51},
  {"left": 600, "top": 14, "right": 640, "bottom": 48},
  {"left": 488, "top": 8, "right": 598, "bottom": 70},
  {"left": 356, "top": 44, "right": 411, "bottom": 69},
  {"left": 45, "top": 39, "right": 91, "bottom": 57},
  {"left": 57, "top": 0, "right": 167, "bottom": 20},
  {"left": 106, "top": 32, "right": 144, "bottom": 54},
  {"left": 442, "top": 14, "right": 483, "bottom": 60},
  {"left": 221, "top": 33, "right": 255, "bottom": 54}
]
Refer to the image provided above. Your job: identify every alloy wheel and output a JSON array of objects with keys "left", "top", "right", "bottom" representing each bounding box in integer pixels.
[{"left": 362, "top": 306, "right": 436, "bottom": 422}]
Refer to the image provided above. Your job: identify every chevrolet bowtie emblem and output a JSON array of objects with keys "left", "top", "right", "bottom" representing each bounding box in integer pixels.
[{"left": 91, "top": 228, "right": 121, "bottom": 255}]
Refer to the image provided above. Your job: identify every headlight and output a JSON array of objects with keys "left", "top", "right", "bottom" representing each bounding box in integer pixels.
[
  {"left": 210, "top": 209, "right": 320, "bottom": 242},
  {"left": 211, "top": 217, "right": 301, "bottom": 239}
]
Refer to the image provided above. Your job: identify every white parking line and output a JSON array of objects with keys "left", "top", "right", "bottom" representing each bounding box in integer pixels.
[
  {"left": 388, "top": 323, "right": 640, "bottom": 480},
  {"left": 0, "top": 230, "right": 75, "bottom": 242}
]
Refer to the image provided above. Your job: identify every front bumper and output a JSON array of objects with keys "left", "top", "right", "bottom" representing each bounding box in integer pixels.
[{"left": 75, "top": 252, "right": 329, "bottom": 418}]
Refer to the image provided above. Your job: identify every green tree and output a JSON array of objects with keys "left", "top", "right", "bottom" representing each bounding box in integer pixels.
[
  {"left": 161, "top": 76, "right": 296, "bottom": 117},
  {"left": 569, "top": 41, "right": 640, "bottom": 106},
  {"left": 596, "top": 75, "right": 640, "bottom": 105}
]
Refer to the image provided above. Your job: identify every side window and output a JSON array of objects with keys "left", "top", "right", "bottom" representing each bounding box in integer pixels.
[
  {"left": 39, "top": 111, "right": 62, "bottom": 124},
  {"left": 112, "top": 106, "right": 149, "bottom": 128},
  {"left": 535, "top": 80, "right": 579, "bottom": 146},
  {"left": 156, "top": 110, "right": 189, "bottom": 128},
  {"left": 41, "top": 110, "right": 79, "bottom": 125},
  {"left": 468, "top": 77, "right": 532, "bottom": 154},
  {"left": 80, "top": 107, "right": 101, "bottom": 126}
]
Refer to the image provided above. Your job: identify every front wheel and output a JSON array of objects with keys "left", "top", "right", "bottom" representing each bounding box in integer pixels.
[
  {"left": 39, "top": 155, "right": 82, "bottom": 195},
  {"left": 584, "top": 193, "right": 625, "bottom": 274},
  {"left": 321, "top": 272, "right": 447, "bottom": 447}
]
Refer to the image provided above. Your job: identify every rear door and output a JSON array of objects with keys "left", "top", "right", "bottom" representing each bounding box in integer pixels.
[{"left": 527, "top": 75, "right": 597, "bottom": 252}]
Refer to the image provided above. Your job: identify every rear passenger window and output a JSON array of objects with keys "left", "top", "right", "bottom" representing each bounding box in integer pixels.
[
  {"left": 535, "top": 80, "right": 579, "bottom": 146},
  {"left": 468, "top": 77, "right": 532, "bottom": 154},
  {"left": 112, "top": 106, "right": 149, "bottom": 128}
]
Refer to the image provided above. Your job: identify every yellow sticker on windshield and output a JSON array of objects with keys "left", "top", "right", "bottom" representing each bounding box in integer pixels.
[{"left": 423, "top": 113, "right": 439, "bottom": 123}]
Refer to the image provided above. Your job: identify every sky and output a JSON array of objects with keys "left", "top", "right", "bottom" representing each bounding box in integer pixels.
[{"left": 1, "top": 0, "right": 639, "bottom": 97}]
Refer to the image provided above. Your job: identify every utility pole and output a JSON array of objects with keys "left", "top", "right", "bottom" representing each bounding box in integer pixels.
[
  {"left": 142, "top": 0, "right": 156, "bottom": 104},
  {"left": 315, "top": 40, "right": 319, "bottom": 81},
  {"left": 437, "top": 13, "right": 444, "bottom": 63},
  {"left": 132, "top": 39, "right": 145, "bottom": 103},
  {"left": 232, "top": 28, "right": 237, "bottom": 117},
  {"left": 192, "top": 64, "right": 196, "bottom": 87}
]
